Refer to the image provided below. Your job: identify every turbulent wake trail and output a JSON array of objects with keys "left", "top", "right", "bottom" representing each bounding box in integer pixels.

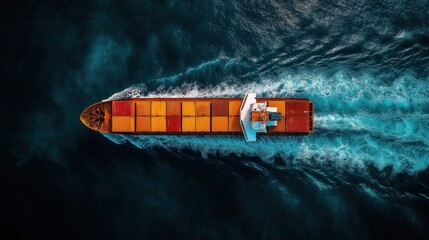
[{"left": 103, "top": 61, "right": 429, "bottom": 175}]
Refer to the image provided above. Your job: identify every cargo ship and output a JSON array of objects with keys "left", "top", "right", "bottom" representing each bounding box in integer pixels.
[{"left": 80, "top": 93, "right": 314, "bottom": 141}]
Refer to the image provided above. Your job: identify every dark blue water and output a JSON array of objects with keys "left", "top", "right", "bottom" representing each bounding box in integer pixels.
[{"left": 4, "top": 0, "right": 429, "bottom": 239}]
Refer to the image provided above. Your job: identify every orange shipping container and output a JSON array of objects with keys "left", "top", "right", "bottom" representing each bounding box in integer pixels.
[
  {"left": 268, "top": 101, "right": 286, "bottom": 116},
  {"left": 151, "top": 116, "right": 166, "bottom": 132},
  {"left": 136, "top": 116, "right": 151, "bottom": 132},
  {"left": 151, "top": 101, "right": 166, "bottom": 116},
  {"left": 196, "top": 116, "right": 210, "bottom": 132},
  {"left": 212, "top": 116, "right": 228, "bottom": 132},
  {"left": 228, "top": 116, "right": 241, "bottom": 132},
  {"left": 229, "top": 101, "right": 241, "bottom": 116},
  {"left": 167, "top": 101, "right": 181, "bottom": 116},
  {"left": 182, "top": 116, "right": 195, "bottom": 132},
  {"left": 182, "top": 101, "right": 195, "bottom": 116},
  {"left": 112, "top": 116, "right": 135, "bottom": 132},
  {"left": 267, "top": 101, "right": 285, "bottom": 133},
  {"left": 136, "top": 101, "right": 151, "bottom": 116},
  {"left": 195, "top": 102, "right": 210, "bottom": 116},
  {"left": 268, "top": 118, "right": 285, "bottom": 132}
]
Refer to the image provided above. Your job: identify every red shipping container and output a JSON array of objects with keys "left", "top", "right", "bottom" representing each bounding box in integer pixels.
[
  {"left": 112, "top": 101, "right": 134, "bottom": 116},
  {"left": 286, "top": 117, "right": 309, "bottom": 132},
  {"left": 211, "top": 101, "right": 228, "bottom": 116},
  {"left": 167, "top": 116, "right": 181, "bottom": 132},
  {"left": 286, "top": 101, "right": 309, "bottom": 116}
]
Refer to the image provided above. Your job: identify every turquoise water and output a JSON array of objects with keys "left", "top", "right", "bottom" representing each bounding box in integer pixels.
[
  {"left": 105, "top": 60, "right": 429, "bottom": 174},
  {"left": 103, "top": 59, "right": 429, "bottom": 204}
]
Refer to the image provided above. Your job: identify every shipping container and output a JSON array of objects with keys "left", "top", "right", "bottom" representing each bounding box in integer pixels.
[
  {"left": 286, "top": 101, "right": 309, "bottom": 116},
  {"left": 212, "top": 116, "right": 228, "bottom": 132},
  {"left": 267, "top": 101, "right": 286, "bottom": 133},
  {"left": 182, "top": 116, "right": 195, "bottom": 132},
  {"left": 228, "top": 116, "right": 241, "bottom": 132},
  {"left": 136, "top": 116, "right": 151, "bottom": 132},
  {"left": 151, "top": 101, "right": 166, "bottom": 116},
  {"left": 112, "top": 101, "right": 134, "bottom": 116},
  {"left": 268, "top": 101, "right": 285, "bottom": 116},
  {"left": 212, "top": 101, "right": 228, "bottom": 116},
  {"left": 195, "top": 101, "right": 210, "bottom": 116},
  {"left": 167, "top": 116, "right": 181, "bottom": 132},
  {"left": 151, "top": 116, "right": 166, "bottom": 132},
  {"left": 268, "top": 118, "right": 285, "bottom": 132},
  {"left": 167, "top": 101, "right": 181, "bottom": 116},
  {"left": 112, "top": 116, "right": 135, "bottom": 132},
  {"left": 196, "top": 116, "right": 210, "bottom": 132},
  {"left": 229, "top": 101, "right": 241, "bottom": 116},
  {"left": 182, "top": 101, "right": 195, "bottom": 116},
  {"left": 136, "top": 101, "right": 151, "bottom": 116},
  {"left": 286, "top": 117, "right": 309, "bottom": 132},
  {"left": 81, "top": 95, "right": 314, "bottom": 141}
]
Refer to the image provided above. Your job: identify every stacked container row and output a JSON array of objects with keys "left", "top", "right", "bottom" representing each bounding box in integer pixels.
[
  {"left": 167, "top": 101, "right": 181, "bottom": 132},
  {"left": 136, "top": 101, "right": 150, "bottom": 132},
  {"left": 112, "top": 101, "right": 135, "bottom": 132},
  {"left": 211, "top": 101, "right": 228, "bottom": 132},
  {"left": 196, "top": 102, "right": 211, "bottom": 132},
  {"left": 110, "top": 99, "right": 311, "bottom": 134},
  {"left": 228, "top": 101, "right": 241, "bottom": 132}
]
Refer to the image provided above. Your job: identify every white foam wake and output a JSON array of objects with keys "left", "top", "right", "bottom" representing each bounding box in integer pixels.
[{"left": 103, "top": 65, "right": 429, "bottom": 174}]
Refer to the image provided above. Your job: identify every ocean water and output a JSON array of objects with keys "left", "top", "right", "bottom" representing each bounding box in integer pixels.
[
  {"left": 5, "top": 0, "right": 429, "bottom": 239},
  {"left": 106, "top": 64, "right": 429, "bottom": 174},
  {"left": 104, "top": 45, "right": 429, "bottom": 200}
]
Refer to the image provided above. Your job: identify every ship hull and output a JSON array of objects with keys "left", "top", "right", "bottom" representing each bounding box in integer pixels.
[{"left": 80, "top": 97, "right": 314, "bottom": 138}]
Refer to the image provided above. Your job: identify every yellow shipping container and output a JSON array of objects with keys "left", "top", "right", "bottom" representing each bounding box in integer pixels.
[
  {"left": 196, "top": 116, "right": 210, "bottom": 132},
  {"left": 228, "top": 116, "right": 241, "bottom": 132},
  {"left": 112, "top": 116, "right": 135, "bottom": 132},
  {"left": 182, "top": 116, "right": 195, "bottom": 132},
  {"left": 182, "top": 101, "right": 195, "bottom": 116},
  {"left": 136, "top": 101, "right": 151, "bottom": 116},
  {"left": 151, "top": 101, "right": 166, "bottom": 116},
  {"left": 211, "top": 116, "right": 228, "bottom": 132},
  {"left": 195, "top": 102, "right": 210, "bottom": 116},
  {"left": 229, "top": 101, "right": 241, "bottom": 116},
  {"left": 151, "top": 116, "right": 166, "bottom": 132},
  {"left": 136, "top": 116, "right": 151, "bottom": 132}
]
